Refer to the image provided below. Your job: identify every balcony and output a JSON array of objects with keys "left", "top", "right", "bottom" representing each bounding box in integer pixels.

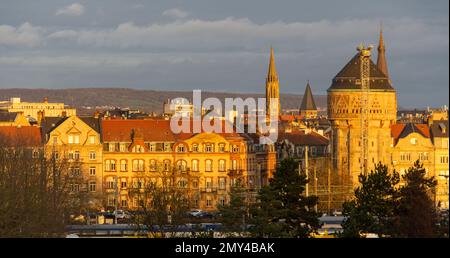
[{"left": 200, "top": 187, "right": 217, "bottom": 193}]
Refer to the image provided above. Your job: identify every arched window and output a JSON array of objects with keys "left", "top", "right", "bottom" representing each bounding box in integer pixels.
[
  {"left": 218, "top": 159, "right": 226, "bottom": 172},
  {"left": 163, "top": 160, "right": 171, "bottom": 171},
  {"left": 204, "top": 144, "right": 214, "bottom": 153},
  {"left": 192, "top": 160, "right": 199, "bottom": 172},
  {"left": 177, "top": 144, "right": 186, "bottom": 153},
  {"left": 205, "top": 160, "right": 213, "bottom": 172},
  {"left": 176, "top": 160, "right": 187, "bottom": 172}
]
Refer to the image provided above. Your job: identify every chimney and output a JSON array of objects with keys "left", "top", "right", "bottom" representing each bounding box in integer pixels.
[
  {"left": 94, "top": 110, "right": 100, "bottom": 119},
  {"left": 62, "top": 111, "right": 67, "bottom": 117}
]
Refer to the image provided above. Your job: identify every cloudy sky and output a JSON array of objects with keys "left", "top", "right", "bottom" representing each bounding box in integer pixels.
[{"left": 0, "top": 0, "right": 448, "bottom": 108}]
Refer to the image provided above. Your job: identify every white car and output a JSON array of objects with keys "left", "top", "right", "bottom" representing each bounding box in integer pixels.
[
  {"left": 188, "top": 209, "right": 203, "bottom": 217},
  {"left": 113, "top": 210, "right": 129, "bottom": 219}
]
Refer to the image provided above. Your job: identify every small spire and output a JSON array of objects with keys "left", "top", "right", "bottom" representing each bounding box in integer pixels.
[
  {"left": 377, "top": 22, "right": 389, "bottom": 77},
  {"left": 300, "top": 81, "right": 317, "bottom": 111},
  {"left": 267, "top": 46, "right": 278, "bottom": 81}
]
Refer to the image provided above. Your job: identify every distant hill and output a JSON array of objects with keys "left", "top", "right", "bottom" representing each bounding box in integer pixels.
[{"left": 0, "top": 88, "right": 327, "bottom": 115}]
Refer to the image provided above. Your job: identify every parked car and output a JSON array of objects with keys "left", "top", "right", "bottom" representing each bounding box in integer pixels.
[
  {"left": 188, "top": 209, "right": 204, "bottom": 217},
  {"left": 113, "top": 210, "right": 130, "bottom": 219}
]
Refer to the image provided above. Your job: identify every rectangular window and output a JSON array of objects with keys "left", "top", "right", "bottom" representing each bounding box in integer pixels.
[
  {"left": 89, "top": 151, "right": 96, "bottom": 160},
  {"left": 89, "top": 167, "right": 96, "bottom": 176},
  {"left": 74, "top": 151, "right": 80, "bottom": 160},
  {"left": 53, "top": 136, "right": 58, "bottom": 145},
  {"left": 68, "top": 135, "right": 73, "bottom": 144},
  {"left": 74, "top": 135, "right": 80, "bottom": 144},
  {"left": 206, "top": 178, "right": 213, "bottom": 189},
  {"left": 218, "top": 144, "right": 225, "bottom": 153},
  {"left": 400, "top": 152, "right": 411, "bottom": 161},
  {"left": 219, "top": 177, "right": 226, "bottom": 190},
  {"left": 419, "top": 152, "right": 429, "bottom": 161},
  {"left": 206, "top": 199, "right": 213, "bottom": 207},
  {"left": 120, "top": 143, "right": 127, "bottom": 152},
  {"left": 441, "top": 155, "right": 449, "bottom": 164},
  {"left": 219, "top": 196, "right": 226, "bottom": 206},
  {"left": 89, "top": 135, "right": 95, "bottom": 144},
  {"left": 121, "top": 180, "right": 127, "bottom": 188},
  {"left": 89, "top": 182, "right": 96, "bottom": 192},
  {"left": 120, "top": 160, "right": 127, "bottom": 171},
  {"left": 121, "top": 199, "right": 128, "bottom": 207}
]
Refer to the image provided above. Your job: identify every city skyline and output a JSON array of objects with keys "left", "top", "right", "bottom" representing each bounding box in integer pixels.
[{"left": 0, "top": 0, "right": 448, "bottom": 108}]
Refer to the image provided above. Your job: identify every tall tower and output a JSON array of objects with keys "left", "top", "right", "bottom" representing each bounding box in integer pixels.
[
  {"left": 300, "top": 81, "right": 318, "bottom": 119},
  {"left": 377, "top": 25, "right": 389, "bottom": 77},
  {"left": 327, "top": 42, "right": 397, "bottom": 199},
  {"left": 266, "top": 47, "right": 280, "bottom": 118}
]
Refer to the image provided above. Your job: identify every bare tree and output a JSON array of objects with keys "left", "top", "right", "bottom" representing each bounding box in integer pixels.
[
  {"left": 128, "top": 161, "right": 196, "bottom": 238},
  {"left": 0, "top": 136, "right": 91, "bottom": 237}
]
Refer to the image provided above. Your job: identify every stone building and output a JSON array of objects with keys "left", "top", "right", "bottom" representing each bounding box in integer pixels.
[{"left": 328, "top": 30, "right": 397, "bottom": 193}]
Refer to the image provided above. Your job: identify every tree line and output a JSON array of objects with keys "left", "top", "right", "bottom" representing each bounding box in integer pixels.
[{"left": 0, "top": 139, "right": 447, "bottom": 237}]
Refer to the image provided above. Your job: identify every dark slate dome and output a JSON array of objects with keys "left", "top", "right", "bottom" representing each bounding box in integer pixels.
[{"left": 328, "top": 54, "right": 395, "bottom": 91}]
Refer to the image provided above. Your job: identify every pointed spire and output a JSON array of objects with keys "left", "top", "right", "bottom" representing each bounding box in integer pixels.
[
  {"left": 267, "top": 46, "right": 278, "bottom": 82},
  {"left": 377, "top": 23, "right": 389, "bottom": 77},
  {"left": 300, "top": 80, "right": 317, "bottom": 111}
]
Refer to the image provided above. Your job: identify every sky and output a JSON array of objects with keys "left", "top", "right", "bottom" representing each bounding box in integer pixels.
[{"left": 0, "top": 0, "right": 448, "bottom": 108}]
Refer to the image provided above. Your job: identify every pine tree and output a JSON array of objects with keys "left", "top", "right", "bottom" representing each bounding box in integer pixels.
[
  {"left": 249, "top": 158, "right": 320, "bottom": 237},
  {"left": 395, "top": 160, "right": 438, "bottom": 238},
  {"left": 217, "top": 180, "right": 249, "bottom": 237},
  {"left": 342, "top": 162, "right": 400, "bottom": 238}
]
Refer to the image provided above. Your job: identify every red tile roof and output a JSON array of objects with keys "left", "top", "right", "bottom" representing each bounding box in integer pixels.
[
  {"left": 391, "top": 123, "right": 431, "bottom": 145},
  {"left": 278, "top": 131, "right": 329, "bottom": 146},
  {"left": 101, "top": 119, "right": 242, "bottom": 142},
  {"left": 414, "top": 124, "right": 431, "bottom": 138},
  {"left": 0, "top": 126, "right": 42, "bottom": 147},
  {"left": 391, "top": 124, "right": 406, "bottom": 140}
]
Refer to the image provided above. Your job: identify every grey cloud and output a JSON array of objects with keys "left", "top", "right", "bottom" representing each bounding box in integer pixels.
[
  {"left": 0, "top": 22, "right": 44, "bottom": 47},
  {"left": 56, "top": 3, "right": 85, "bottom": 16},
  {"left": 162, "top": 8, "right": 189, "bottom": 19}
]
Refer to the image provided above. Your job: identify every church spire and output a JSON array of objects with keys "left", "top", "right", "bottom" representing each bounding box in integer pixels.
[
  {"left": 266, "top": 47, "right": 280, "bottom": 118},
  {"left": 267, "top": 46, "right": 278, "bottom": 82},
  {"left": 377, "top": 23, "right": 389, "bottom": 77}
]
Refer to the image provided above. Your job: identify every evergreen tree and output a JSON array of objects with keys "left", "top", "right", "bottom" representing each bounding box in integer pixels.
[
  {"left": 342, "top": 162, "right": 400, "bottom": 238},
  {"left": 217, "top": 180, "right": 249, "bottom": 237},
  {"left": 395, "top": 161, "right": 438, "bottom": 238},
  {"left": 249, "top": 158, "right": 320, "bottom": 238}
]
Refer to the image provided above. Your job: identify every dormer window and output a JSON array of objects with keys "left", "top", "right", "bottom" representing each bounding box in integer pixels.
[
  {"left": 205, "top": 144, "right": 213, "bottom": 153},
  {"left": 192, "top": 144, "right": 199, "bottom": 152},
  {"left": 177, "top": 144, "right": 185, "bottom": 153},
  {"left": 132, "top": 145, "right": 144, "bottom": 153}
]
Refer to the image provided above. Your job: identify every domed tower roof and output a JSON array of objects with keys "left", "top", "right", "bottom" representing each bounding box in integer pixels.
[{"left": 328, "top": 53, "right": 395, "bottom": 91}]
